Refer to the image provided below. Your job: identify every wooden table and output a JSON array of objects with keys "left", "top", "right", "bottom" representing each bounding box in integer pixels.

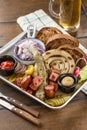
[{"left": 0, "top": 0, "right": 87, "bottom": 130}]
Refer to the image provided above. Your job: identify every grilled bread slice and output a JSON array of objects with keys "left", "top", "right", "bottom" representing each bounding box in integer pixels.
[
  {"left": 36, "top": 27, "right": 62, "bottom": 45},
  {"left": 46, "top": 33, "right": 79, "bottom": 50},
  {"left": 58, "top": 45, "right": 87, "bottom": 62}
]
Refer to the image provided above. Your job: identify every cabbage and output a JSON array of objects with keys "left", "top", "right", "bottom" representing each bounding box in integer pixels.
[{"left": 79, "top": 65, "right": 87, "bottom": 82}]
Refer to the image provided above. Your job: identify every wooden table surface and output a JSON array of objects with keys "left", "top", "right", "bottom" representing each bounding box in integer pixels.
[{"left": 0, "top": 0, "right": 87, "bottom": 130}]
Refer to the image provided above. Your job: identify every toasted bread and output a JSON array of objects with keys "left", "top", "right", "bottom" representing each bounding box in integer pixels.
[
  {"left": 58, "top": 45, "right": 87, "bottom": 62},
  {"left": 46, "top": 34, "right": 79, "bottom": 50},
  {"left": 36, "top": 27, "right": 62, "bottom": 44}
]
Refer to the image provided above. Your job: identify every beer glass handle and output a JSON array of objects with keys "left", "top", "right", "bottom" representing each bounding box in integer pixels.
[{"left": 49, "top": 0, "right": 60, "bottom": 18}]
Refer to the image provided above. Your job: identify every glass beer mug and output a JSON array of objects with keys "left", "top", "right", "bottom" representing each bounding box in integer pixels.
[{"left": 49, "top": 0, "right": 82, "bottom": 33}]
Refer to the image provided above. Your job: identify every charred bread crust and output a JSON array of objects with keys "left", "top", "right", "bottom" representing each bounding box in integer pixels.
[
  {"left": 36, "top": 27, "right": 62, "bottom": 44},
  {"left": 46, "top": 34, "right": 79, "bottom": 50},
  {"left": 58, "top": 45, "right": 87, "bottom": 62}
]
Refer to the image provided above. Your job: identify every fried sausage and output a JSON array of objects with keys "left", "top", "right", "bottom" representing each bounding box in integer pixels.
[{"left": 45, "top": 85, "right": 55, "bottom": 98}]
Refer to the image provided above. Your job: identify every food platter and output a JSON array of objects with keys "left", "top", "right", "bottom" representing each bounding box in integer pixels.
[{"left": 0, "top": 26, "right": 87, "bottom": 109}]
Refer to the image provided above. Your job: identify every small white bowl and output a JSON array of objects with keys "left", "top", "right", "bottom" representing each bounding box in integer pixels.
[{"left": 14, "top": 38, "right": 46, "bottom": 65}]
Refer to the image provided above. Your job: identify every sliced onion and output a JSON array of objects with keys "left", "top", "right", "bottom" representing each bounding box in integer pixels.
[
  {"left": 15, "top": 39, "right": 45, "bottom": 62},
  {"left": 15, "top": 63, "right": 27, "bottom": 74}
]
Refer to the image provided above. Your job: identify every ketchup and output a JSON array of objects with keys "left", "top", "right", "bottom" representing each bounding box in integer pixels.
[{"left": 0, "top": 61, "right": 14, "bottom": 70}]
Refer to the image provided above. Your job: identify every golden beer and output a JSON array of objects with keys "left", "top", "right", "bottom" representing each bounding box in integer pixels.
[
  {"left": 49, "top": 0, "right": 82, "bottom": 33},
  {"left": 59, "top": 0, "right": 82, "bottom": 32}
]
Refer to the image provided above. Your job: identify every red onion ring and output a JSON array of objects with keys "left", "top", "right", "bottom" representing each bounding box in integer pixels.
[{"left": 15, "top": 63, "right": 27, "bottom": 74}]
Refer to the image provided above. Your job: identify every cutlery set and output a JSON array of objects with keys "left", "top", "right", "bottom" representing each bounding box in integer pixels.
[{"left": 0, "top": 92, "right": 40, "bottom": 126}]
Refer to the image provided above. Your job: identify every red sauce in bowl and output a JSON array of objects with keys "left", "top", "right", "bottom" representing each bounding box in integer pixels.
[{"left": 0, "top": 61, "right": 14, "bottom": 70}]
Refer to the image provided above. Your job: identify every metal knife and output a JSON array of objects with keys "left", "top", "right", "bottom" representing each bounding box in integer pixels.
[{"left": 0, "top": 99, "right": 40, "bottom": 126}]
